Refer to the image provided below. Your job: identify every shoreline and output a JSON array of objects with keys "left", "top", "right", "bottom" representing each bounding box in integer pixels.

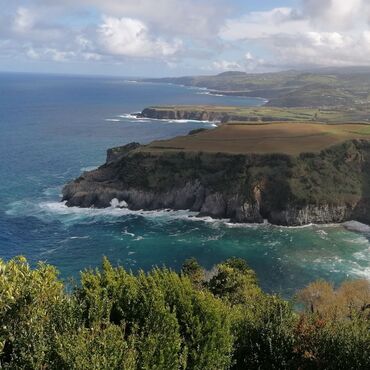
[
  {"left": 45, "top": 200, "right": 370, "bottom": 233},
  {"left": 123, "top": 79, "right": 269, "bottom": 104}
]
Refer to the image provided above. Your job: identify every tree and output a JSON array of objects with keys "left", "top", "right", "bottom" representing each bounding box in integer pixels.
[
  {"left": 181, "top": 258, "right": 205, "bottom": 288},
  {"left": 207, "top": 258, "right": 261, "bottom": 305}
]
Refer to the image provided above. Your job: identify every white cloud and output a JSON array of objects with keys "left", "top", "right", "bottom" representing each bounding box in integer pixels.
[
  {"left": 303, "top": 0, "right": 365, "bottom": 30},
  {"left": 2, "top": 0, "right": 370, "bottom": 73},
  {"left": 212, "top": 60, "right": 242, "bottom": 71},
  {"left": 211, "top": 52, "right": 266, "bottom": 73},
  {"left": 98, "top": 16, "right": 182, "bottom": 58},
  {"left": 13, "top": 7, "right": 35, "bottom": 33},
  {"left": 220, "top": 0, "right": 370, "bottom": 69},
  {"left": 26, "top": 47, "right": 76, "bottom": 62},
  {"left": 45, "top": 48, "right": 76, "bottom": 62},
  {"left": 220, "top": 8, "right": 308, "bottom": 41},
  {"left": 26, "top": 47, "right": 40, "bottom": 59},
  {"left": 45, "top": 0, "right": 229, "bottom": 39}
]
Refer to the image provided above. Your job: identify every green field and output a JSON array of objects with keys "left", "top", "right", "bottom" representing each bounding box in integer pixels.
[{"left": 141, "top": 122, "right": 370, "bottom": 155}]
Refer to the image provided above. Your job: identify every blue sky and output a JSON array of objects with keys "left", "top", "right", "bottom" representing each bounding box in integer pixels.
[{"left": 0, "top": 0, "right": 369, "bottom": 76}]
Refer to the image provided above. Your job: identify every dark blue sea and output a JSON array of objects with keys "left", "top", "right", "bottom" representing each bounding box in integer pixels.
[{"left": 1, "top": 72, "right": 369, "bottom": 296}]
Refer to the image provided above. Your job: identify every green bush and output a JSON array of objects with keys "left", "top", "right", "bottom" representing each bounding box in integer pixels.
[{"left": 0, "top": 256, "right": 369, "bottom": 369}]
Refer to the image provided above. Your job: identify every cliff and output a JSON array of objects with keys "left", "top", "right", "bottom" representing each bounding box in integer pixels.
[
  {"left": 139, "top": 107, "right": 228, "bottom": 122},
  {"left": 137, "top": 105, "right": 370, "bottom": 124},
  {"left": 62, "top": 140, "right": 370, "bottom": 226},
  {"left": 138, "top": 107, "right": 294, "bottom": 123}
]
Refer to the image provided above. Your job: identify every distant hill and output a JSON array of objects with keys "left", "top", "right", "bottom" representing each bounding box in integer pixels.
[{"left": 142, "top": 68, "right": 370, "bottom": 108}]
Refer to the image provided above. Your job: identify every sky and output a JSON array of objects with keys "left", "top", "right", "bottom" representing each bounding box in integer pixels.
[{"left": 1, "top": 0, "right": 370, "bottom": 77}]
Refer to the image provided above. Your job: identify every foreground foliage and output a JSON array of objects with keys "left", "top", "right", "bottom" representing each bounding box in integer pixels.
[{"left": 0, "top": 257, "right": 369, "bottom": 369}]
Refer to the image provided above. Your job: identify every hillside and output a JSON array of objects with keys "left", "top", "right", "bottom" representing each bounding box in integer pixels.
[{"left": 142, "top": 68, "right": 370, "bottom": 108}]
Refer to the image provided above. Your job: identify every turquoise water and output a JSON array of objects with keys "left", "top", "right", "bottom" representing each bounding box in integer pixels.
[{"left": 1, "top": 73, "right": 369, "bottom": 296}]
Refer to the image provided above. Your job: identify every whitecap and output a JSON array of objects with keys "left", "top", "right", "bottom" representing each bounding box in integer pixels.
[
  {"left": 342, "top": 221, "right": 370, "bottom": 233},
  {"left": 353, "top": 250, "right": 370, "bottom": 260},
  {"left": 110, "top": 198, "right": 128, "bottom": 208},
  {"left": 119, "top": 113, "right": 139, "bottom": 119},
  {"left": 118, "top": 112, "right": 219, "bottom": 126},
  {"left": 122, "top": 229, "right": 135, "bottom": 237},
  {"left": 196, "top": 91, "right": 224, "bottom": 97},
  {"left": 349, "top": 265, "right": 370, "bottom": 280},
  {"left": 80, "top": 165, "right": 98, "bottom": 173},
  {"left": 43, "top": 186, "right": 63, "bottom": 197},
  {"left": 342, "top": 236, "right": 369, "bottom": 246},
  {"left": 105, "top": 118, "right": 121, "bottom": 122}
]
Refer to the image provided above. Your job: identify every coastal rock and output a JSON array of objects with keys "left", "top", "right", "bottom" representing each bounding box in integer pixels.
[
  {"left": 138, "top": 107, "right": 297, "bottom": 123},
  {"left": 106, "top": 142, "right": 141, "bottom": 164},
  {"left": 268, "top": 204, "right": 353, "bottom": 226},
  {"left": 139, "top": 108, "right": 247, "bottom": 123}
]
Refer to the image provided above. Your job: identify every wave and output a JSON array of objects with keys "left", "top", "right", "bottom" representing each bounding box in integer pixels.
[
  {"left": 342, "top": 220, "right": 370, "bottom": 233},
  {"left": 195, "top": 90, "right": 269, "bottom": 103},
  {"left": 119, "top": 113, "right": 140, "bottom": 119},
  {"left": 80, "top": 165, "right": 99, "bottom": 173},
  {"left": 350, "top": 266, "right": 370, "bottom": 280},
  {"left": 42, "top": 186, "right": 63, "bottom": 197},
  {"left": 196, "top": 91, "right": 224, "bottom": 97},
  {"left": 9, "top": 197, "right": 369, "bottom": 236},
  {"left": 6, "top": 198, "right": 266, "bottom": 229},
  {"left": 105, "top": 118, "right": 120, "bottom": 122}
]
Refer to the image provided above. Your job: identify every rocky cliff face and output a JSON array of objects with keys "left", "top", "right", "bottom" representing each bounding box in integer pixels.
[
  {"left": 138, "top": 108, "right": 229, "bottom": 122},
  {"left": 138, "top": 108, "right": 284, "bottom": 123},
  {"left": 62, "top": 140, "right": 370, "bottom": 226}
]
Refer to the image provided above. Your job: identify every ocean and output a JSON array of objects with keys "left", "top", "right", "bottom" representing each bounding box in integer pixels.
[{"left": 1, "top": 72, "right": 369, "bottom": 296}]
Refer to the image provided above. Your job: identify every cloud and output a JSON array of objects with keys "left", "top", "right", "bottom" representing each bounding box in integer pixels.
[
  {"left": 211, "top": 52, "right": 266, "bottom": 73},
  {"left": 303, "top": 0, "right": 365, "bottom": 30},
  {"left": 1, "top": 0, "right": 370, "bottom": 74},
  {"left": 212, "top": 60, "right": 242, "bottom": 71},
  {"left": 219, "top": 0, "right": 370, "bottom": 69},
  {"left": 44, "top": 0, "right": 229, "bottom": 39},
  {"left": 13, "top": 7, "right": 35, "bottom": 33},
  {"left": 220, "top": 8, "right": 308, "bottom": 41},
  {"left": 98, "top": 16, "right": 182, "bottom": 58}
]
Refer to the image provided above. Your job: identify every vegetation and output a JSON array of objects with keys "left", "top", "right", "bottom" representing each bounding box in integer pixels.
[
  {"left": 142, "top": 68, "right": 370, "bottom": 108},
  {"left": 1, "top": 256, "right": 369, "bottom": 369},
  {"left": 142, "top": 122, "right": 370, "bottom": 156}
]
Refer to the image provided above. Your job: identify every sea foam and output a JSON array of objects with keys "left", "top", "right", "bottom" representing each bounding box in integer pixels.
[{"left": 342, "top": 220, "right": 370, "bottom": 233}]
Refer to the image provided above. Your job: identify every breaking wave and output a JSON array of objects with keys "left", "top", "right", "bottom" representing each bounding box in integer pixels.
[{"left": 105, "top": 113, "right": 219, "bottom": 127}]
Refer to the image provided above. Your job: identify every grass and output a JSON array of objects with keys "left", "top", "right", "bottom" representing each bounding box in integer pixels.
[{"left": 140, "top": 122, "right": 370, "bottom": 156}]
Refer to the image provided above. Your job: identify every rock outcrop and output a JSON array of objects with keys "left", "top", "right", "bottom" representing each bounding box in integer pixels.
[
  {"left": 62, "top": 140, "right": 370, "bottom": 226},
  {"left": 137, "top": 108, "right": 285, "bottom": 123}
]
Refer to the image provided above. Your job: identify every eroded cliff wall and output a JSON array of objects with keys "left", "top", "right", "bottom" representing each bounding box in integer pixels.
[{"left": 62, "top": 140, "right": 370, "bottom": 226}]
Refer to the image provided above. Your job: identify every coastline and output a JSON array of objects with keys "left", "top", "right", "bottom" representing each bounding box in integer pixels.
[
  {"left": 42, "top": 199, "right": 370, "bottom": 232},
  {"left": 124, "top": 79, "right": 269, "bottom": 104}
]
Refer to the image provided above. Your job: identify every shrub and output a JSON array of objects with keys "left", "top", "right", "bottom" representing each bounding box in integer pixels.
[{"left": 0, "top": 257, "right": 369, "bottom": 369}]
